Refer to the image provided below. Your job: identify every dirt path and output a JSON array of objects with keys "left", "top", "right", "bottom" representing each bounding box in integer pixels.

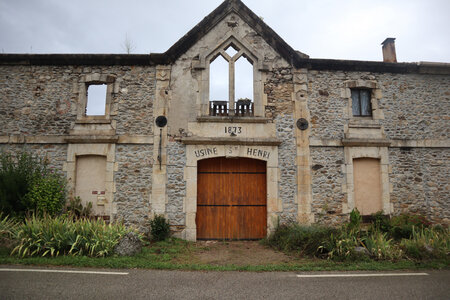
[{"left": 191, "top": 241, "right": 295, "bottom": 265}]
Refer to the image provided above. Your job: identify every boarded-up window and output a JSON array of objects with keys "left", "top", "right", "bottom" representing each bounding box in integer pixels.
[
  {"left": 353, "top": 158, "right": 382, "bottom": 215},
  {"left": 75, "top": 155, "right": 107, "bottom": 216}
]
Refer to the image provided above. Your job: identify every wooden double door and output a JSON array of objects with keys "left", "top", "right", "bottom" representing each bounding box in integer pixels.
[{"left": 196, "top": 157, "right": 267, "bottom": 240}]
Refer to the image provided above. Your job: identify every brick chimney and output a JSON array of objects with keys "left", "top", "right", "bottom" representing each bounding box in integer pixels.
[{"left": 381, "top": 38, "right": 397, "bottom": 63}]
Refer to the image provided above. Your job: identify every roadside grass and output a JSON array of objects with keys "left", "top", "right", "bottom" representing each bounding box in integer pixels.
[{"left": 0, "top": 239, "right": 448, "bottom": 272}]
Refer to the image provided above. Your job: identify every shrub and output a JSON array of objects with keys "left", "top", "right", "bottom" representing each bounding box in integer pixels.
[
  {"left": 390, "top": 214, "right": 431, "bottom": 240},
  {"left": 149, "top": 215, "right": 170, "bottom": 241},
  {"left": 0, "top": 151, "right": 47, "bottom": 217},
  {"left": 266, "top": 222, "right": 338, "bottom": 256},
  {"left": 348, "top": 208, "right": 361, "bottom": 232},
  {"left": 11, "top": 215, "right": 133, "bottom": 257},
  {"left": 24, "top": 174, "right": 66, "bottom": 217},
  {"left": 370, "top": 211, "right": 392, "bottom": 233}
]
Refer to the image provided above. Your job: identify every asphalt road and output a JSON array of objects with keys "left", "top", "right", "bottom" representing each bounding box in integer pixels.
[{"left": 1, "top": 266, "right": 449, "bottom": 299}]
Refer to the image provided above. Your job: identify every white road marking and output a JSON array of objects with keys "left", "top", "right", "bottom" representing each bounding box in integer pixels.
[
  {"left": 0, "top": 268, "right": 128, "bottom": 275},
  {"left": 296, "top": 273, "right": 429, "bottom": 278}
]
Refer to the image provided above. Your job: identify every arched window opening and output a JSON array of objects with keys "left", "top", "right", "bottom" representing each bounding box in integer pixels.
[
  {"left": 208, "top": 42, "right": 254, "bottom": 117},
  {"left": 209, "top": 54, "right": 229, "bottom": 116},
  {"left": 235, "top": 55, "right": 254, "bottom": 116}
]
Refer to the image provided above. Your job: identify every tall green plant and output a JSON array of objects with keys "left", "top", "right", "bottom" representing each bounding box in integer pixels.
[
  {"left": 0, "top": 151, "right": 47, "bottom": 217},
  {"left": 348, "top": 208, "right": 361, "bottom": 232}
]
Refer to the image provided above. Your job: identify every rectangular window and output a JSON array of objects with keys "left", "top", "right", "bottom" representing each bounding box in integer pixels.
[
  {"left": 351, "top": 89, "right": 372, "bottom": 117},
  {"left": 86, "top": 84, "right": 107, "bottom": 116}
]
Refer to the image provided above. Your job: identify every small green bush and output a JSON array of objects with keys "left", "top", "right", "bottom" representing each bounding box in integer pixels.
[
  {"left": 370, "top": 211, "right": 392, "bottom": 233},
  {"left": 24, "top": 174, "right": 66, "bottom": 217},
  {"left": 149, "top": 215, "right": 170, "bottom": 241},
  {"left": 348, "top": 208, "right": 361, "bottom": 232},
  {"left": 390, "top": 214, "right": 431, "bottom": 240},
  {"left": 11, "top": 215, "right": 133, "bottom": 257}
]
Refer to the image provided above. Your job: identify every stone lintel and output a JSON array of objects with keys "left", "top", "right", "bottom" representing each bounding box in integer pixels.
[
  {"left": 64, "top": 135, "right": 119, "bottom": 143},
  {"left": 341, "top": 138, "right": 391, "bottom": 147},
  {"left": 180, "top": 137, "right": 281, "bottom": 146},
  {"left": 196, "top": 116, "right": 271, "bottom": 123}
]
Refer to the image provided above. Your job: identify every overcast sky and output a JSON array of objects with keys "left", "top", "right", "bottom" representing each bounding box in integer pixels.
[{"left": 0, "top": 0, "right": 449, "bottom": 63}]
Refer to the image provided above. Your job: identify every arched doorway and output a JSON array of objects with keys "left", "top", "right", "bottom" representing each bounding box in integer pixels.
[{"left": 196, "top": 157, "right": 267, "bottom": 239}]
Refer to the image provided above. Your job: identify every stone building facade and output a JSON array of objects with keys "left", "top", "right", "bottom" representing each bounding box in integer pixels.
[{"left": 1, "top": 0, "right": 448, "bottom": 239}]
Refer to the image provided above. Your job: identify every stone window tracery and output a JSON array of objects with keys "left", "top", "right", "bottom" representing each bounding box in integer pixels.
[
  {"left": 198, "top": 36, "right": 264, "bottom": 118},
  {"left": 209, "top": 43, "right": 254, "bottom": 116}
]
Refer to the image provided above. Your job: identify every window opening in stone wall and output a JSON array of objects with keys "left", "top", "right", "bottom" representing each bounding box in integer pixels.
[
  {"left": 209, "top": 43, "right": 254, "bottom": 117},
  {"left": 224, "top": 44, "right": 238, "bottom": 57},
  {"left": 209, "top": 54, "right": 229, "bottom": 116},
  {"left": 351, "top": 89, "right": 372, "bottom": 117},
  {"left": 235, "top": 56, "right": 254, "bottom": 116},
  {"left": 86, "top": 84, "right": 107, "bottom": 116}
]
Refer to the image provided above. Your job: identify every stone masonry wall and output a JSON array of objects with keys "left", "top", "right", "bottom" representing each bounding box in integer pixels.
[
  {"left": 166, "top": 141, "right": 186, "bottom": 227},
  {"left": 307, "top": 71, "right": 449, "bottom": 140},
  {"left": 310, "top": 147, "right": 347, "bottom": 225},
  {"left": 276, "top": 114, "right": 297, "bottom": 222},
  {"left": 0, "top": 143, "right": 67, "bottom": 174},
  {"left": 389, "top": 147, "right": 449, "bottom": 223},
  {"left": 264, "top": 67, "right": 294, "bottom": 118},
  {"left": 114, "top": 66, "right": 155, "bottom": 135},
  {"left": 0, "top": 66, "right": 76, "bottom": 135},
  {"left": 0, "top": 65, "right": 155, "bottom": 136},
  {"left": 114, "top": 144, "right": 153, "bottom": 231}
]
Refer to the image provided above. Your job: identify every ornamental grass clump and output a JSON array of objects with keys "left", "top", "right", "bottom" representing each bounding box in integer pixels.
[
  {"left": 363, "top": 230, "right": 403, "bottom": 261},
  {"left": 400, "top": 226, "right": 450, "bottom": 260},
  {"left": 0, "top": 213, "right": 18, "bottom": 240},
  {"left": 12, "top": 215, "right": 133, "bottom": 257}
]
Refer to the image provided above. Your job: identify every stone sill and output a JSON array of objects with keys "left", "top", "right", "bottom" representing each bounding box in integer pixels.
[
  {"left": 65, "top": 135, "right": 119, "bottom": 143},
  {"left": 75, "top": 119, "right": 111, "bottom": 124},
  {"left": 341, "top": 138, "right": 391, "bottom": 147},
  {"left": 348, "top": 119, "right": 381, "bottom": 128},
  {"left": 181, "top": 137, "right": 281, "bottom": 146},
  {"left": 196, "top": 116, "right": 271, "bottom": 123}
]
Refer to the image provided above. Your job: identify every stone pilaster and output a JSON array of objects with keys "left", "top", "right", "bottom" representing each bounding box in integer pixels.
[{"left": 293, "top": 69, "right": 314, "bottom": 224}]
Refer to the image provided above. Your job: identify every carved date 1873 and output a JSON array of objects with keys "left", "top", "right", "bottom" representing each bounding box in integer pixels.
[{"left": 224, "top": 126, "right": 242, "bottom": 134}]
